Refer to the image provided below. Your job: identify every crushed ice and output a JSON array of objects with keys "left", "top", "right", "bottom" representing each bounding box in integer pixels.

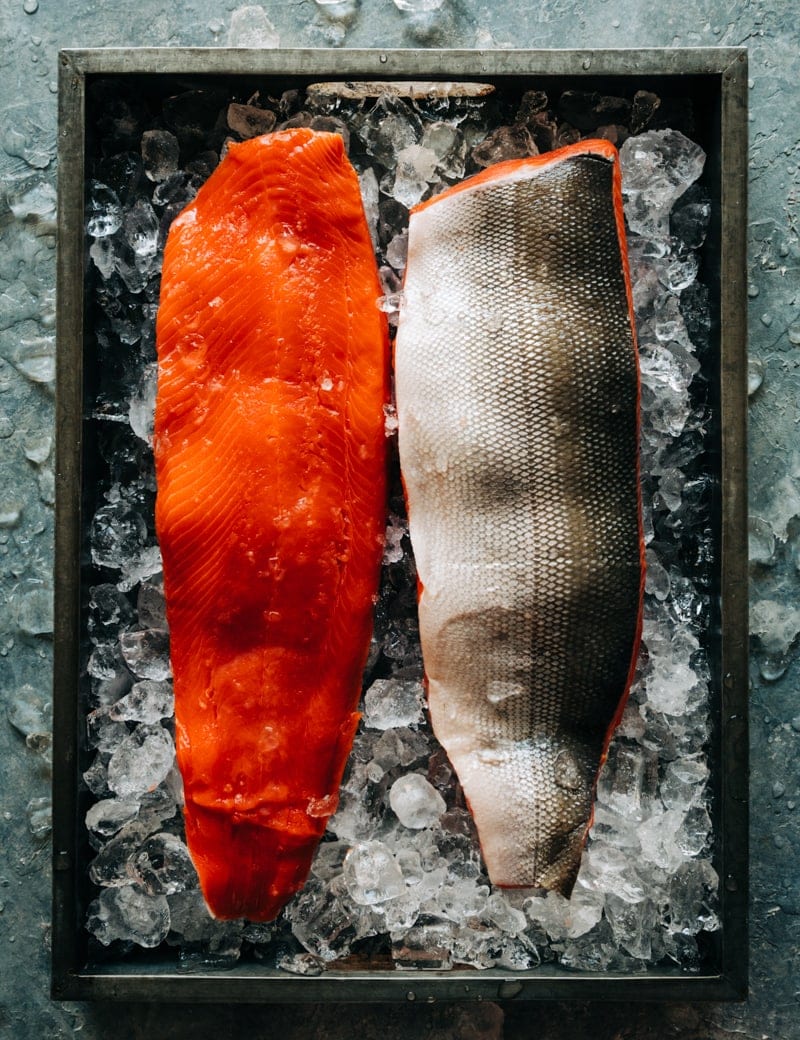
[{"left": 81, "top": 82, "right": 718, "bottom": 972}]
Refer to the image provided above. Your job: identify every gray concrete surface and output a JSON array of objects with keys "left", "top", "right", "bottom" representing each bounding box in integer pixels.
[{"left": 0, "top": 0, "right": 798, "bottom": 1036}]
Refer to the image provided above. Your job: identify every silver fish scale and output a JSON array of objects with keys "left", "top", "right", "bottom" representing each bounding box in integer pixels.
[{"left": 396, "top": 152, "right": 643, "bottom": 894}]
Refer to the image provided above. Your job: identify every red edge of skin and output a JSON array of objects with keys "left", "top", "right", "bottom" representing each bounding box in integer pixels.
[
  {"left": 404, "top": 139, "right": 646, "bottom": 891},
  {"left": 411, "top": 137, "right": 621, "bottom": 215}
]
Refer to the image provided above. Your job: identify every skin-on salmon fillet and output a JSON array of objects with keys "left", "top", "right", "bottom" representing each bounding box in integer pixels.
[
  {"left": 154, "top": 129, "right": 389, "bottom": 921},
  {"left": 395, "top": 139, "right": 645, "bottom": 896}
]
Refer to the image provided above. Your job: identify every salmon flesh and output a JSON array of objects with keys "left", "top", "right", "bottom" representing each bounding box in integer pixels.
[
  {"left": 154, "top": 130, "right": 389, "bottom": 921},
  {"left": 395, "top": 140, "right": 645, "bottom": 896}
]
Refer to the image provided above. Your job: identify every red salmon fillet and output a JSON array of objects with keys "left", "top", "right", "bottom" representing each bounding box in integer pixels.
[
  {"left": 154, "top": 129, "right": 389, "bottom": 921},
  {"left": 395, "top": 139, "right": 645, "bottom": 895}
]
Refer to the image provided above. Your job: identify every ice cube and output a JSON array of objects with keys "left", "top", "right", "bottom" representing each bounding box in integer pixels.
[
  {"left": 141, "top": 130, "right": 180, "bottom": 182},
  {"left": 644, "top": 549, "right": 670, "bottom": 600},
  {"left": 82, "top": 755, "right": 111, "bottom": 798},
  {"left": 277, "top": 951, "right": 324, "bottom": 976},
  {"left": 389, "top": 773, "right": 446, "bottom": 829},
  {"left": 421, "top": 121, "right": 466, "bottom": 181},
  {"left": 132, "top": 832, "right": 197, "bottom": 895},
  {"left": 226, "top": 102, "right": 276, "bottom": 139},
  {"left": 563, "top": 885, "right": 606, "bottom": 939},
  {"left": 483, "top": 892, "right": 527, "bottom": 935},
  {"left": 226, "top": 5, "right": 280, "bottom": 47},
  {"left": 6, "top": 177, "right": 56, "bottom": 222},
  {"left": 123, "top": 197, "right": 160, "bottom": 258},
  {"left": 370, "top": 726, "right": 429, "bottom": 770},
  {"left": 86, "top": 886, "right": 170, "bottom": 948},
  {"left": 675, "top": 806, "right": 712, "bottom": 857},
  {"left": 557, "top": 90, "right": 631, "bottom": 132},
  {"left": 119, "top": 629, "right": 171, "bottom": 681},
  {"left": 523, "top": 890, "right": 571, "bottom": 940},
  {"left": 670, "top": 184, "right": 711, "bottom": 249},
  {"left": 87, "top": 708, "right": 130, "bottom": 753},
  {"left": 471, "top": 124, "right": 537, "bottom": 168},
  {"left": 109, "top": 680, "right": 174, "bottom": 724},
  {"left": 392, "top": 921, "right": 453, "bottom": 969},
  {"left": 620, "top": 129, "right": 706, "bottom": 239},
  {"left": 580, "top": 841, "right": 647, "bottom": 905},
  {"left": 165, "top": 889, "right": 208, "bottom": 942},
  {"left": 358, "top": 168, "right": 380, "bottom": 250},
  {"left": 660, "top": 756, "right": 708, "bottom": 812},
  {"left": 389, "top": 144, "right": 438, "bottom": 208},
  {"left": 13, "top": 335, "right": 55, "bottom": 387},
  {"left": 288, "top": 875, "right": 375, "bottom": 961},
  {"left": 27, "top": 795, "right": 52, "bottom": 837},
  {"left": 747, "top": 358, "right": 765, "bottom": 397},
  {"left": 343, "top": 840, "right": 405, "bottom": 904},
  {"left": 85, "top": 797, "right": 141, "bottom": 839},
  {"left": 91, "top": 501, "right": 148, "bottom": 571},
  {"left": 89, "top": 236, "right": 117, "bottom": 279},
  {"left": 107, "top": 723, "right": 175, "bottom": 798},
  {"left": 638, "top": 808, "right": 685, "bottom": 871},
  {"left": 359, "top": 96, "right": 422, "bottom": 167},
  {"left": 750, "top": 598, "right": 800, "bottom": 658},
  {"left": 310, "top": 840, "right": 349, "bottom": 881},
  {"left": 13, "top": 581, "right": 53, "bottom": 636},
  {"left": 118, "top": 544, "right": 163, "bottom": 594},
  {"left": 86, "top": 181, "right": 123, "bottom": 237},
  {"left": 7, "top": 682, "right": 51, "bottom": 738},
  {"left": 363, "top": 677, "right": 425, "bottom": 729},
  {"left": 668, "top": 858, "right": 719, "bottom": 935},
  {"left": 630, "top": 90, "right": 661, "bottom": 134},
  {"left": 137, "top": 580, "right": 166, "bottom": 629},
  {"left": 596, "top": 742, "right": 659, "bottom": 822},
  {"left": 604, "top": 892, "right": 657, "bottom": 960},
  {"left": 385, "top": 228, "right": 409, "bottom": 271},
  {"left": 129, "top": 361, "right": 157, "bottom": 444}
]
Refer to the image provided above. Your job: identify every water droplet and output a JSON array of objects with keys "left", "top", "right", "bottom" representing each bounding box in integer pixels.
[
  {"left": 759, "top": 652, "right": 787, "bottom": 682},
  {"left": 788, "top": 325, "right": 800, "bottom": 346},
  {"left": 23, "top": 0, "right": 39, "bottom": 13},
  {"left": 0, "top": 507, "right": 21, "bottom": 529},
  {"left": 0, "top": 418, "right": 13, "bottom": 439},
  {"left": 760, "top": 313, "right": 773, "bottom": 327},
  {"left": 747, "top": 357, "right": 765, "bottom": 395},
  {"left": 553, "top": 749, "right": 582, "bottom": 791},
  {"left": 747, "top": 283, "right": 760, "bottom": 298},
  {"left": 476, "top": 747, "right": 505, "bottom": 766},
  {"left": 748, "top": 515, "right": 774, "bottom": 563}
]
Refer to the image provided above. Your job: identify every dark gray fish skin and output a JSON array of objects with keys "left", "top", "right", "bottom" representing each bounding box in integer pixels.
[{"left": 395, "top": 142, "right": 645, "bottom": 897}]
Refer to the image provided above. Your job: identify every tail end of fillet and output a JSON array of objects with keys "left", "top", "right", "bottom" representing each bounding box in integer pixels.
[{"left": 185, "top": 803, "right": 325, "bottom": 922}]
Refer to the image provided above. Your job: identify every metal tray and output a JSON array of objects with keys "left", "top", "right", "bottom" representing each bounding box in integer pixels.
[{"left": 53, "top": 46, "right": 748, "bottom": 1003}]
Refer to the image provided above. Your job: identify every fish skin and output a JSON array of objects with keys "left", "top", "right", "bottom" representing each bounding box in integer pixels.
[
  {"left": 395, "top": 139, "right": 645, "bottom": 896},
  {"left": 154, "top": 129, "right": 389, "bottom": 921}
]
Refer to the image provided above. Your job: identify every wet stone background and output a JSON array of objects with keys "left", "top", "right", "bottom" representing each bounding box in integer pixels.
[{"left": 0, "top": 1, "right": 797, "bottom": 1038}]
